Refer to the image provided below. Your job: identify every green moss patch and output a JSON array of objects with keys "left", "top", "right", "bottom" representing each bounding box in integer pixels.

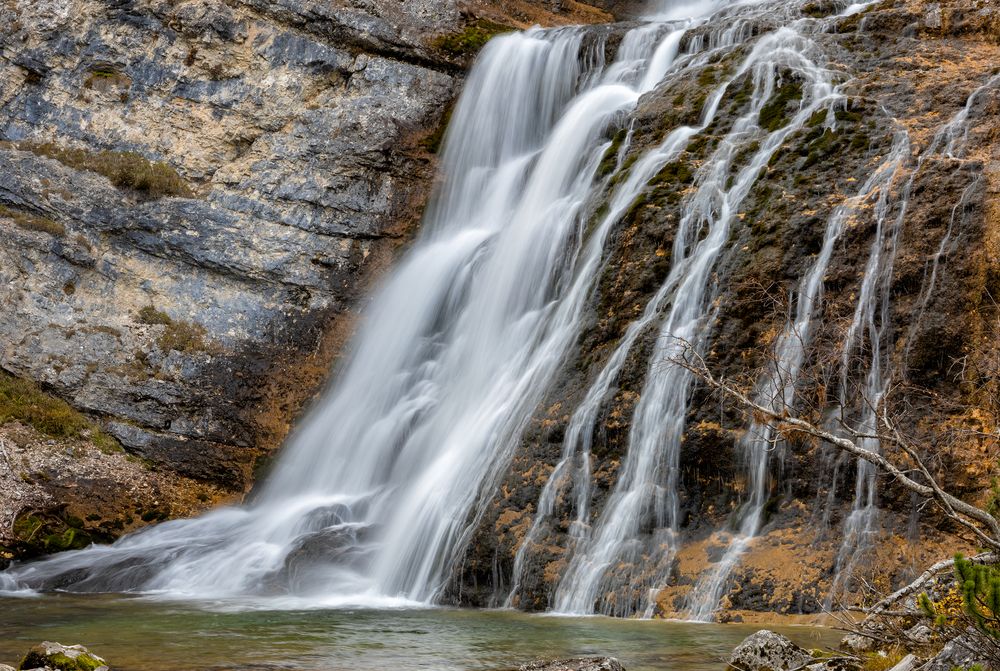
[
  {"left": 759, "top": 78, "right": 804, "bottom": 132},
  {"left": 432, "top": 19, "right": 513, "bottom": 57},
  {"left": 12, "top": 514, "right": 96, "bottom": 556},
  {"left": 0, "top": 370, "right": 117, "bottom": 451},
  {"left": 21, "top": 141, "right": 191, "bottom": 198},
  {"left": 0, "top": 204, "right": 65, "bottom": 237},
  {"left": 83, "top": 66, "right": 131, "bottom": 92},
  {"left": 137, "top": 306, "right": 210, "bottom": 353},
  {"left": 596, "top": 129, "right": 628, "bottom": 179},
  {"left": 20, "top": 644, "right": 107, "bottom": 671},
  {"left": 802, "top": 1, "right": 837, "bottom": 18}
]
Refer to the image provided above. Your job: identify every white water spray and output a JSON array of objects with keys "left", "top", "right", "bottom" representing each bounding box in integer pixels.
[{"left": 1, "top": 4, "right": 710, "bottom": 608}]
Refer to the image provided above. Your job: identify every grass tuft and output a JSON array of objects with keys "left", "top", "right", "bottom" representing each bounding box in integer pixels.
[
  {"left": 137, "top": 306, "right": 210, "bottom": 353},
  {"left": 0, "top": 204, "right": 65, "bottom": 237},
  {"left": 0, "top": 370, "right": 118, "bottom": 452},
  {"left": 20, "top": 142, "right": 192, "bottom": 198}
]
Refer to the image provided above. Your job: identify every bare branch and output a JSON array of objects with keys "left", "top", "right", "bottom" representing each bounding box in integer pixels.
[{"left": 666, "top": 336, "right": 1000, "bottom": 551}]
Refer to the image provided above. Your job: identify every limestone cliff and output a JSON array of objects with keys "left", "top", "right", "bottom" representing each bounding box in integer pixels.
[{"left": 0, "top": 0, "right": 611, "bottom": 559}]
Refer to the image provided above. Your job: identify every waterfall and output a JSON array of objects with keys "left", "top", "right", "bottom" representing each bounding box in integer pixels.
[
  {"left": 548, "top": 5, "right": 860, "bottom": 615},
  {"left": 4, "top": 0, "right": 985, "bottom": 617},
  {"left": 683, "top": 130, "right": 910, "bottom": 620},
  {"left": 0, "top": 3, "right": 715, "bottom": 606},
  {"left": 826, "top": 72, "right": 1000, "bottom": 605}
]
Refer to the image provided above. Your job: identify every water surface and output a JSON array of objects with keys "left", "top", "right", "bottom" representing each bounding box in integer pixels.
[{"left": 1, "top": 597, "right": 840, "bottom": 671}]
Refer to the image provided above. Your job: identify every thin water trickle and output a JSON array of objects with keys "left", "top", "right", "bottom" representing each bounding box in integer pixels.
[
  {"left": 684, "top": 130, "right": 910, "bottom": 620},
  {"left": 548, "top": 9, "right": 856, "bottom": 615},
  {"left": 826, "top": 72, "right": 1000, "bottom": 605}
]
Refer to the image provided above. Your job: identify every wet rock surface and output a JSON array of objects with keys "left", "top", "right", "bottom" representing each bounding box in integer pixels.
[
  {"left": 454, "top": 0, "right": 1000, "bottom": 616},
  {"left": 512, "top": 659, "right": 626, "bottom": 671},
  {"left": 18, "top": 641, "right": 108, "bottom": 671}
]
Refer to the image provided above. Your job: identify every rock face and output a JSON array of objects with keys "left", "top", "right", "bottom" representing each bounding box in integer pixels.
[
  {"left": 921, "top": 633, "right": 993, "bottom": 671},
  {"left": 0, "top": 0, "right": 456, "bottom": 489},
  {"left": 728, "top": 631, "right": 813, "bottom": 671},
  {"left": 452, "top": 0, "right": 1000, "bottom": 616},
  {"left": 0, "top": 0, "right": 614, "bottom": 555},
  {"left": 18, "top": 641, "right": 108, "bottom": 671}
]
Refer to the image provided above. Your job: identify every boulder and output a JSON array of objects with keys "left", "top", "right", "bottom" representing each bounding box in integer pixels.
[
  {"left": 902, "top": 623, "right": 934, "bottom": 646},
  {"left": 729, "top": 630, "right": 813, "bottom": 671},
  {"left": 516, "top": 659, "right": 626, "bottom": 671},
  {"left": 921, "top": 631, "right": 991, "bottom": 671},
  {"left": 839, "top": 633, "right": 877, "bottom": 654},
  {"left": 18, "top": 642, "right": 108, "bottom": 671},
  {"left": 886, "top": 654, "right": 918, "bottom": 671}
]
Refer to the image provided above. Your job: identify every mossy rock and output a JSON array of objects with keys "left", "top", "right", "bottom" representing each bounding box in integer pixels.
[
  {"left": 431, "top": 19, "right": 513, "bottom": 58},
  {"left": 19, "top": 642, "right": 108, "bottom": 671},
  {"left": 11, "top": 511, "right": 106, "bottom": 558},
  {"left": 758, "top": 77, "right": 803, "bottom": 132}
]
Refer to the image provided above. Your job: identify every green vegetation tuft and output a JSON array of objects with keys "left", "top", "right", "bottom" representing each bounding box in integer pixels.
[
  {"left": 137, "top": 306, "right": 210, "bottom": 353},
  {"left": 802, "top": 1, "right": 836, "bottom": 18},
  {"left": 0, "top": 204, "right": 65, "bottom": 237},
  {"left": 697, "top": 66, "right": 717, "bottom": 87},
  {"left": 12, "top": 513, "right": 96, "bottom": 556},
  {"left": 0, "top": 370, "right": 117, "bottom": 452},
  {"left": 83, "top": 66, "right": 130, "bottom": 92},
  {"left": 920, "top": 554, "right": 1000, "bottom": 654},
  {"left": 596, "top": 129, "right": 628, "bottom": 179},
  {"left": 650, "top": 160, "right": 694, "bottom": 187},
  {"left": 758, "top": 79, "right": 804, "bottom": 132},
  {"left": 861, "top": 651, "right": 905, "bottom": 671},
  {"left": 137, "top": 305, "right": 173, "bottom": 326},
  {"left": 432, "top": 19, "right": 513, "bottom": 57},
  {"left": 420, "top": 105, "right": 454, "bottom": 154},
  {"left": 21, "top": 141, "right": 192, "bottom": 198}
]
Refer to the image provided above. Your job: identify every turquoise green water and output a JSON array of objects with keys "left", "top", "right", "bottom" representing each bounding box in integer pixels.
[{"left": 0, "top": 596, "right": 840, "bottom": 671}]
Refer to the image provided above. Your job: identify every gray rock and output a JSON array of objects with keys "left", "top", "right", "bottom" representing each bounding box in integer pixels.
[
  {"left": 0, "top": 0, "right": 456, "bottom": 497},
  {"left": 18, "top": 641, "right": 109, "bottom": 671},
  {"left": 517, "top": 659, "right": 625, "bottom": 671},
  {"left": 902, "top": 623, "right": 934, "bottom": 646},
  {"left": 886, "top": 654, "right": 918, "bottom": 671},
  {"left": 729, "top": 630, "right": 813, "bottom": 671},
  {"left": 921, "top": 631, "right": 992, "bottom": 671},
  {"left": 839, "top": 633, "right": 877, "bottom": 654},
  {"left": 0, "top": 664, "right": 15, "bottom": 671}
]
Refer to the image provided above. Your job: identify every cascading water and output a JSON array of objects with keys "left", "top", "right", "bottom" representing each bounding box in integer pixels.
[
  {"left": 0, "top": 1, "right": 725, "bottom": 606},
  {"left": 3, "top": 0, "right": 985, "bottom": 618},
  {"left": 826, "top": 72, "right": 1000, "bottom": 604},
  {"left": 683, "top": 130, "right": 910, "bottom": 620},
  {"left": 544, "top": 5, "right": 892, "bottom": 617}
]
